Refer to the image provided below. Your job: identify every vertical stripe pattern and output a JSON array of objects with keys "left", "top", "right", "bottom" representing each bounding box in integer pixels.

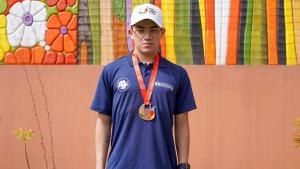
[
  {"left": 74, "top": 0, "right": 300, "bottom": 65},
  {"left": 191, "top": 0, "right": 205, "bottom": 64}
]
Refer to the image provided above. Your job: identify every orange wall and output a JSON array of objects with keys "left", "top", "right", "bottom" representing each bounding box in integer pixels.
[{"left": 0, "top": 66, "right": 300, "bottom": 169}]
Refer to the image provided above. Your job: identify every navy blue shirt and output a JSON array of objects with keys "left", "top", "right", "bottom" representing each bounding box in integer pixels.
[{"left": 91, "top": 54, "right": 196, "bottom": 169}]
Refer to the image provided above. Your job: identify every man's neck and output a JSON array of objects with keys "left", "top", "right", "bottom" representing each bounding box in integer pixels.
[{"left": 135, "top": 51, "right": 156, "bottom": 63}]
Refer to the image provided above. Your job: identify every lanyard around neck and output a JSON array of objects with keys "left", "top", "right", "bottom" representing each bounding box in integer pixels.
[{"left": 132, "top": 52, "right": 160, "bottom": 105}]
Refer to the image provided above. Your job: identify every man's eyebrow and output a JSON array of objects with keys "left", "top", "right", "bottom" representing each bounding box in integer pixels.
[
  {"left": 150, "top": 26, "right": 160, "bottom": 29},
  {"left": 134, "top": 25, "right": 145, "bottom": 29}
]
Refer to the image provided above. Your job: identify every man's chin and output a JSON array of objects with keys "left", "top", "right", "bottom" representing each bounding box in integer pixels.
[{"left": 141, "top": 49, "right": 157, "bottom": 55}]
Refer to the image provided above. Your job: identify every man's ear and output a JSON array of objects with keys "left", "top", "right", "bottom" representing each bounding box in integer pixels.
[
  {"left": 128, "top": 29, "right": 134, "bottom": 39},
  {"left": 160, "top": 28, "right": 166, "bottom": 38}
]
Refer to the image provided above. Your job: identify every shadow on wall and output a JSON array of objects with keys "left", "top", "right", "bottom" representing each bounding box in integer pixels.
[{"left": 7, "top": 66, "right": 56, "bottom": 169}]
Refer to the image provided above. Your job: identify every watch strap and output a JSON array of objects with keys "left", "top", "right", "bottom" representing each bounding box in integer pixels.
[{"left": 177, "top": 163, "right": 190, "bottom": 169}]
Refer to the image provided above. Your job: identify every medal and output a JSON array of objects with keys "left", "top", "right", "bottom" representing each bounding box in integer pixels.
[
  {"left": 132, "top": 52, "right": 160, "bottom": 121},
  {"left": 139, "top": 104, "right": 156, "bottom": 121}
]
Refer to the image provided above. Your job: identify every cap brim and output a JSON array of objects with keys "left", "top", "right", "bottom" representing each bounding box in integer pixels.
[{"left": 131, "top": 17, "right": 162, "bottom": 28}]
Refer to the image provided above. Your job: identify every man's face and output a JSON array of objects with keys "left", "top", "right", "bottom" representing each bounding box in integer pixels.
[{"left": 129, "top": 19, "right": 165, "bottom": 56}]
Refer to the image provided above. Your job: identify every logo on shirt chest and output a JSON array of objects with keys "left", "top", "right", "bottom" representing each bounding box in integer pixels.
[
  {"left": 155, "top": 81, "right": 174, "bottom": 91},
  {"left": 117, "top": 78, "right": 130, "bottom": 92}
]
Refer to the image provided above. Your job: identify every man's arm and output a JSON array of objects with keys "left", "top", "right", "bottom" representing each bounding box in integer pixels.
[
  {"left": 175, "top": 112, "right": 190, "bottom": 164},
  {"left": 95, "top": 113, "right": 112, "bottom": 169}
]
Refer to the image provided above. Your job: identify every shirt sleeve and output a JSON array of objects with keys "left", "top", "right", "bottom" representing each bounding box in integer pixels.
[
  {"left": 174, "top": 67, "right": 197, "bottom": 115},
  {"left": 90, "top": 66, "right": 113, "bottom": 116}
]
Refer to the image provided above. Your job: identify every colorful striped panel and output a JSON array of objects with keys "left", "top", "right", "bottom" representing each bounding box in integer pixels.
[
  {"left": 251, "top": 0, "right": 261, "bottom": 65},
  {"left": 113, "top": 16, "right": 129, "bottom": 59},
  {"left": 199, "top": 0, "right": 206, "bottom": 61},
  {"left": 159, "top": 29, "right": 167, "bottom": 58},
  {"left": 261, "top": 0, "right": 268, "bottom": 64},
  {"left": 220, "top": 0, "right": 230, "bottom": 65},
  {"left": 267, "top": 0, "right": 278, "bottom": 65},
  {"left": 154, "top": 0, "right": 161, "bottom": 8},
  {"left": 227, "top": 0, "right": 241, "bottom": 65},
  {"left": 237, "top": 0, "right": 247, "bottom": 65},
  {"left": 191, "top": 0, "right": 205, "bottom": 64},
  {"left": 284, "top": 0, "right": 297, "bottom": 65},
  {"left": 278, "top": 0, "right": 286, "bottom": 65},
  {"left": 244, "top": 0, "right": 253, "bottom": 65},
  {"left": 162, "top": 0, "right": 176, "bottom": 63},
  {"left": 206, "top": 0, "right": 216, "bottom": 64},
  {"left": 251, "top": 0, "right": 267, "bottom": 64},
  {"left": 88, "top": 0, "right": 101, "bottom": 64},
  {"left": 215, "top": 0, "right": 222, "bottom": 64},
  {"left": 292, "top": 0, "right": 300, "bottom": 63},
  {"left": 100, "top": 0, "right": 114, "bottom": 65},
  {"left": 214, "top": 0, "right": 230, "bottom": 65},
  {"left": 80, "top": 41, "right": 88, "bottom": 64},
  {"left": 175, "top": 0, "right": 193, "bottom": 64}
]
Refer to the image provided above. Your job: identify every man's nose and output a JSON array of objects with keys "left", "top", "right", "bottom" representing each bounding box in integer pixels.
[{"left": 143, "top": 30, "right": 152, "bottom": 39}]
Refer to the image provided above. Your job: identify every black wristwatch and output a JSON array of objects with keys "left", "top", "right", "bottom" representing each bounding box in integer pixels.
[{"left": 177, "top": 163, "right": 190, "bottom": 169}]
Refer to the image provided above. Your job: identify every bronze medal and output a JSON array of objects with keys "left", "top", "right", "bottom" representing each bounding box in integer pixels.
[{"left": 139, "top": 104, "right": 156, "bottom": 121}]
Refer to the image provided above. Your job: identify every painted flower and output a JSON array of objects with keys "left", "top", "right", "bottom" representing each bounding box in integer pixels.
[
  {"left": 47, "top": 0, "right": 76, "bottom": 12},
  {"left": 46, "top": 11, "right": 77, "bottom": 53},
  {"left": 4, "top": 47, "right": 76, "bottom": 64},
  {"left": 4, "top": 47, "right": 45, "bottom": 64},
  {"left": 0, "top": 15, "right": 10, "bottom": 61},
  {"left": 43, "top": 51, "right": 77, "bottom": 64},
  {"left": 6, "top": 0, "right": 47, "bottom": 47}
]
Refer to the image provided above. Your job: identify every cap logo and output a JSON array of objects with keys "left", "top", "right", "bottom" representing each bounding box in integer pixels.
[{"left": 139, "top": 7, "right": 156, "bottom": 15}]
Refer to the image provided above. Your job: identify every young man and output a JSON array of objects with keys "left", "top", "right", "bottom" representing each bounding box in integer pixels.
[{"left": 91, "top": 3, "right": 196, "bottom": 169}]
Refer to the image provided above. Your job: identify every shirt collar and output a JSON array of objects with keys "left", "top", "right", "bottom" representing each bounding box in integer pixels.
[{"left": 127, "top": 52, "right": 167, "bottom": 68}]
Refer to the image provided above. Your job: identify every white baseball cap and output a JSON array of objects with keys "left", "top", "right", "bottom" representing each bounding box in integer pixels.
[{"left": 130, "top": 3, "right": 163, "bottom": 28}]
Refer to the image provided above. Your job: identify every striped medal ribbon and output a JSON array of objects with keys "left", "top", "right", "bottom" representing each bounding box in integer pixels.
[{"left": 132, "top": 52, "right": 160, "bottom": 121}]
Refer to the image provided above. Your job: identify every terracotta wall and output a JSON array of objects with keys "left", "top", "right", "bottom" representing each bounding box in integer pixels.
[{"left": 0, "top": 66, "right": 300, "bottom": 169}]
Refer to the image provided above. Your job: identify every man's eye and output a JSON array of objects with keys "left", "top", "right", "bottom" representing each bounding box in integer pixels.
[
  {"left": 150, "top": 29, "right": 158, "bottom": 33},
  {"left": 137, "top": 29, "right": 145, "bottom": 34}
]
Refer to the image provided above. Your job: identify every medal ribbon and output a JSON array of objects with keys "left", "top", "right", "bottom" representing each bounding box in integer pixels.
[{"left": 132, "top": 52, "right": 160, "bottom": 105}]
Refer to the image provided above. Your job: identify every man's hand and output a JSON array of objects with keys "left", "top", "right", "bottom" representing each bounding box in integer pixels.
[
  {"left": 95, "top": 113, "right": 111, "bottom": 169},
  {"left": 175, "top": 112, "right": 190, "bottom": 164}
]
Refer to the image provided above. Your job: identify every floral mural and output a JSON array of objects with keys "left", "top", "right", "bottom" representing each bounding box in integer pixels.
[
  {"left": 46, "top": 11, "right": 77, "bottom": 53},
  {"left": 0, "top": 0, "right": 300, "bottom": 65},
  {"left": 0, "top": 0, "right": 78, "bottom": 64},
  {"left": 47, "top": 0, "right": 76, "bottom": 11},
  {"left": 6, "top": 0, "right": 46, "bottom": 47}
]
